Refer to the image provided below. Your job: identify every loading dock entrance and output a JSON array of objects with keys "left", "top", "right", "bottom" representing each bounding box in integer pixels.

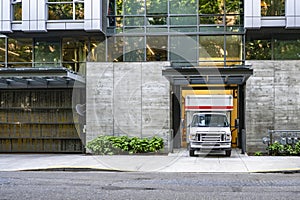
[{"left": 163, "top": 67, "right": 253, "bottom": 151}]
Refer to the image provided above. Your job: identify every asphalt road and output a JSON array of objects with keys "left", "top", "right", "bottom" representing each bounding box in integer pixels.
[{"left": 1, "top": 172, "right": 300, "bottom": 200}]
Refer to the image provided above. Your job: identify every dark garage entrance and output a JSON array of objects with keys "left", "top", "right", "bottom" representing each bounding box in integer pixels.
[{"left": 163, "top": 67, "right": 253, "bottom": 151}]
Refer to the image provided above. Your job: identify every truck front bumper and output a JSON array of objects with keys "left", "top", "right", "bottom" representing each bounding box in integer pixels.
[{"left": 190, "top": 142, "right": 231, "bottom": 151}]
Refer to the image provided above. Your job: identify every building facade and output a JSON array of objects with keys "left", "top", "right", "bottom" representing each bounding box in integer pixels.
[{"left": 0, "top": 0, "right": 299, "bottom": 153}]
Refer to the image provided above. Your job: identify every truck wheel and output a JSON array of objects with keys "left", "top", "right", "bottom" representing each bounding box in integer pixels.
[
  {"left": 189, "top": 149, "right": 195, "bottom": 157},
  {"left": 225, "top": 150, "right": 231, "bottom": 157}
]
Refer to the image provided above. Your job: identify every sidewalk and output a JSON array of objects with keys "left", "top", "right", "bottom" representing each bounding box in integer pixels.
[{"left": 1, "top": 149, "right": 300, "bottom": 173}]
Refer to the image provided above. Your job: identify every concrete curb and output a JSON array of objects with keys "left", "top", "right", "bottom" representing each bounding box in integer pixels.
[{"left": 250, "top": 168, "right": 300, "bottom": 174}]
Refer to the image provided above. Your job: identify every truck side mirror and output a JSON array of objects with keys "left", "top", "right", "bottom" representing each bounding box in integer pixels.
[{"left": 235, "top": 119, "right": 239, "bottom": 128}]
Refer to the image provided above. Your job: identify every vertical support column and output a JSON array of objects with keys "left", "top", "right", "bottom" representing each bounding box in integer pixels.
[
  {"left": 286, "top": 0, "right": 300, "bottom": 28},
  {"left": 238, "top": 84, "right": 246, "bottom": 153},
  {"left": 244, "top": 0, "right": 261, "bottom": 29},
  {"left": 84, "top": 0, "right": 102, "bottom": 31},
  {"left": 22, "top": 0, "right": 46, "bottom": 32},
  {"left": 172, "top": 85, "right": 181, "bottom": 148},
  {"left": 0, "top": 1, "right": 12, "bottom": 32}
]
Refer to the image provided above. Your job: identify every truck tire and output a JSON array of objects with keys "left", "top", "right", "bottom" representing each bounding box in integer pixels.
[
  {"left": 189, "top": 149, "right": 195, "bottom": 157},
  {"left": 225, "top": 150, "right": 231, "bottom": 157}
]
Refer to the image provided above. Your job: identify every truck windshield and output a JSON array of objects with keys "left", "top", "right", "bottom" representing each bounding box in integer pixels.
[{"left": 191, "top": 114, "right": 229, "bottom": 127}]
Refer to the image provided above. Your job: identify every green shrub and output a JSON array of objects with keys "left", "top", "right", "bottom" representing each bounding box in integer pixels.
[
  {"left": 284, "top": 144, "right": 298, "bottom": 156},
  {"left": 87, "top": 135, "right": 164, "bottom": 155},
  {"left": 254, "top": 151, "right": 262, "bottom": 156},
  {"left": 266, "top": 141, "right": 300, "bottom": 156},
  {"left": 295, "top": 141, "right": 300, "bottom": 154},
  {"left": 267, "top": 141, "right": 284, "bottom": 156}
]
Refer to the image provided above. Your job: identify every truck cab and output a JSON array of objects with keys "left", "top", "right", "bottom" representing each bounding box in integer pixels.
[{"left": 188, "top": 112, "right": 232, "bottom": 157}]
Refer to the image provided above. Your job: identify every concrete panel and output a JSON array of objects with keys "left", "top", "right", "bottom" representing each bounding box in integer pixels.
[
  {"left": 246, "top": 60, "right": 300, "bottom": 153},
  {"left": 113, "top": 63, "right": 142, "bottom": 137},
  {"left": 86, "top": 62, "right": 114, "bottom": 142},
  {"left": 86, "top": 62, "right": 171, "bottom": 151},
  {"left": 141, "top": 62, "right": 170, "bottom": 139}
]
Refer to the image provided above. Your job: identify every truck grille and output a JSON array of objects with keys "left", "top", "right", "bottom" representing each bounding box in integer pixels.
[{"left": 196, "top": 132, "right": 226, "bottom": 142}]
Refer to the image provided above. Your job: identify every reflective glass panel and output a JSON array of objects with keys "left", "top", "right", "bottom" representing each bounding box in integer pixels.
[
  {"left": 170, "top": 0, "right": 197, "bottom": 14},
  {"left": 146, "top": 0, "right": 167, "bottom": 15},
  {"left": 170, "top": 36, "right": 197, "bottom": 62},
  {"left": 124, "top": 36, "right": 145, "bottom": 61},
  {"left": 226, "top": 35, "right": 242, "bottom": 62},
  {"left": 62, "top": 38, "right": 88, "bottom": 72},
  {"left": 146, "top": 36, "right": 167, "bottom": 61},
  {"left": 261, "top": 0, "right": 285, "bottom": 16},
  {"left": 107, "top": 37, "right": 124, "bottom": 62},
  {"left": 124, "top": 0, "right": 145, "bottom": 15},
  {"left": 199, "top": 36, "right": 224, "bottom": 65},
  {"left": 245, "top": 40, "right": 272, "bottom": 60},
  {"left": 170, "top": 16, "right": 197, "bottom": 25},
  {"left": 34, "top": 40, "right": 60, "bottom": 67},
  {"left": 0, "top": 38, "right": 5, "bottom": 63},
  {"left": 75, "top": 2, "right": 84, "bottom": 20},
  {"left": 124, "top": 17, "right": 144, "bottom": 26},
  {"left": 8, "top": 38, "right": 32, "bottom": 66},
  {"left": 88, "top": 37, "right": 106, "bottom": 62},
  {"left": 12, "top": 1, "right": 22, "bottom": 21},
  {"left": 199, "top": 0, "right": 222, "bottom": 14},
  {"left": 274, "top": 40, "right": 300, "bottom": 60}
]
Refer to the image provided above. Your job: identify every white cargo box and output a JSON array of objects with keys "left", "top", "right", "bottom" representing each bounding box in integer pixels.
[{"left": 185, "top": 95, "right": 233, "bottom": 111}]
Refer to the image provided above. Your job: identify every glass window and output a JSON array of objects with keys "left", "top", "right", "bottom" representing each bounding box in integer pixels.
[
  {"left": 34, "top": 40, "right": 60, "bottom": 67},
  {"left": 261, "top": 0, "right": 285, "bottom": 16},
  {"left": 170, "top": 0, "right": 197, "bottom": 14},
  {"left": 274, "top": 40, "right": 300, "bottom": 60},
  {"left": 8, "top": 38, "right": 32, "bottom": 68},
  {"left": 124, "top": 0, "right": 145, "bottom": 15},
  {"left": 88, "top": 37, "right": 106, "bottom": 62},
  {"left": 146, "top": 0, "right": 167, "bottom": 15},
  {"left": 245, "top": 40, "right": 272, "bottom": 60},
  {"left": 226, "top": 35, "right": 242, "bottom": 65},
  {"left": 191, "top": 114, "right": 229, "bottom": 127},
  {"left": 0, "top": 37, "right": 5, "bottom": 64},
  {"left": 62, "top": 38, "right": 88, "bottom": 72},
  {"left": 147, "top": 16, "right": 167, "bottom": 26},
  {"left": 170, "top": 16, "right": 197, "bottom": 25},
  {"left": 200, "top": 15, "right": 223, "bottom": 25},
  {"left": 199, "top": 0, "right": 222, "bottom": 14},
  {"left": 12, "top": 0, "right": 22, "bottom": 21},
  {"left": 124, "top": 17, "right": 144, "bottom": 26},
  {"left": 225, "top": 0, "right": 242, "bottom": 14},
  {"left": 170, "top": 35, "right": 198, "bottom": 64},
  {"left": 107, "top": 36, "right": 124, "bottom": 62},
  {"left": 48, "top": 0, "right": 84, "bottom": 20},
  {"left": 199, "top": 36, "right": 225, "bottom": 66},
  {"left": 146, "top": 36, "right": 167, "bottom": 61},
  {"left": 124, "top": 36, "right": 145, "bottom": 62}
]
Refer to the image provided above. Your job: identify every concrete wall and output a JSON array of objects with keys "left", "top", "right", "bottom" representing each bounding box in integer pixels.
[
  {"left": 86, "top": 62, "right": 171, "bottom": 151},
  {"left": 245, "top": 61, "right": 300, "bottom": 153}
]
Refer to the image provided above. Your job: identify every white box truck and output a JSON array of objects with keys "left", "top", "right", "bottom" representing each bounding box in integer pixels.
[{"left": 185, "top": 95, "right": 233, "bottom": 157}]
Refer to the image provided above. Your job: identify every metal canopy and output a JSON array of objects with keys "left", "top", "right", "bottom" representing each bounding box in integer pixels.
[
  {"left": 162, "top": 66, "right": 253, "bottom": 85},
  {"left": 0, "top": 68, "right": 85, "bottom": 89}
]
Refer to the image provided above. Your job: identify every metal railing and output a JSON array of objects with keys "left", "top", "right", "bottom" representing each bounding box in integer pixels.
[{"left": 263, "top": 130, "right": 300, "bottom": 146}]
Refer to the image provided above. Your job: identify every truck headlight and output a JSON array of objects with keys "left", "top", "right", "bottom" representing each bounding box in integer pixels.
[{"left": 226, "top": 134, "right": 231, "bottom": 141}]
